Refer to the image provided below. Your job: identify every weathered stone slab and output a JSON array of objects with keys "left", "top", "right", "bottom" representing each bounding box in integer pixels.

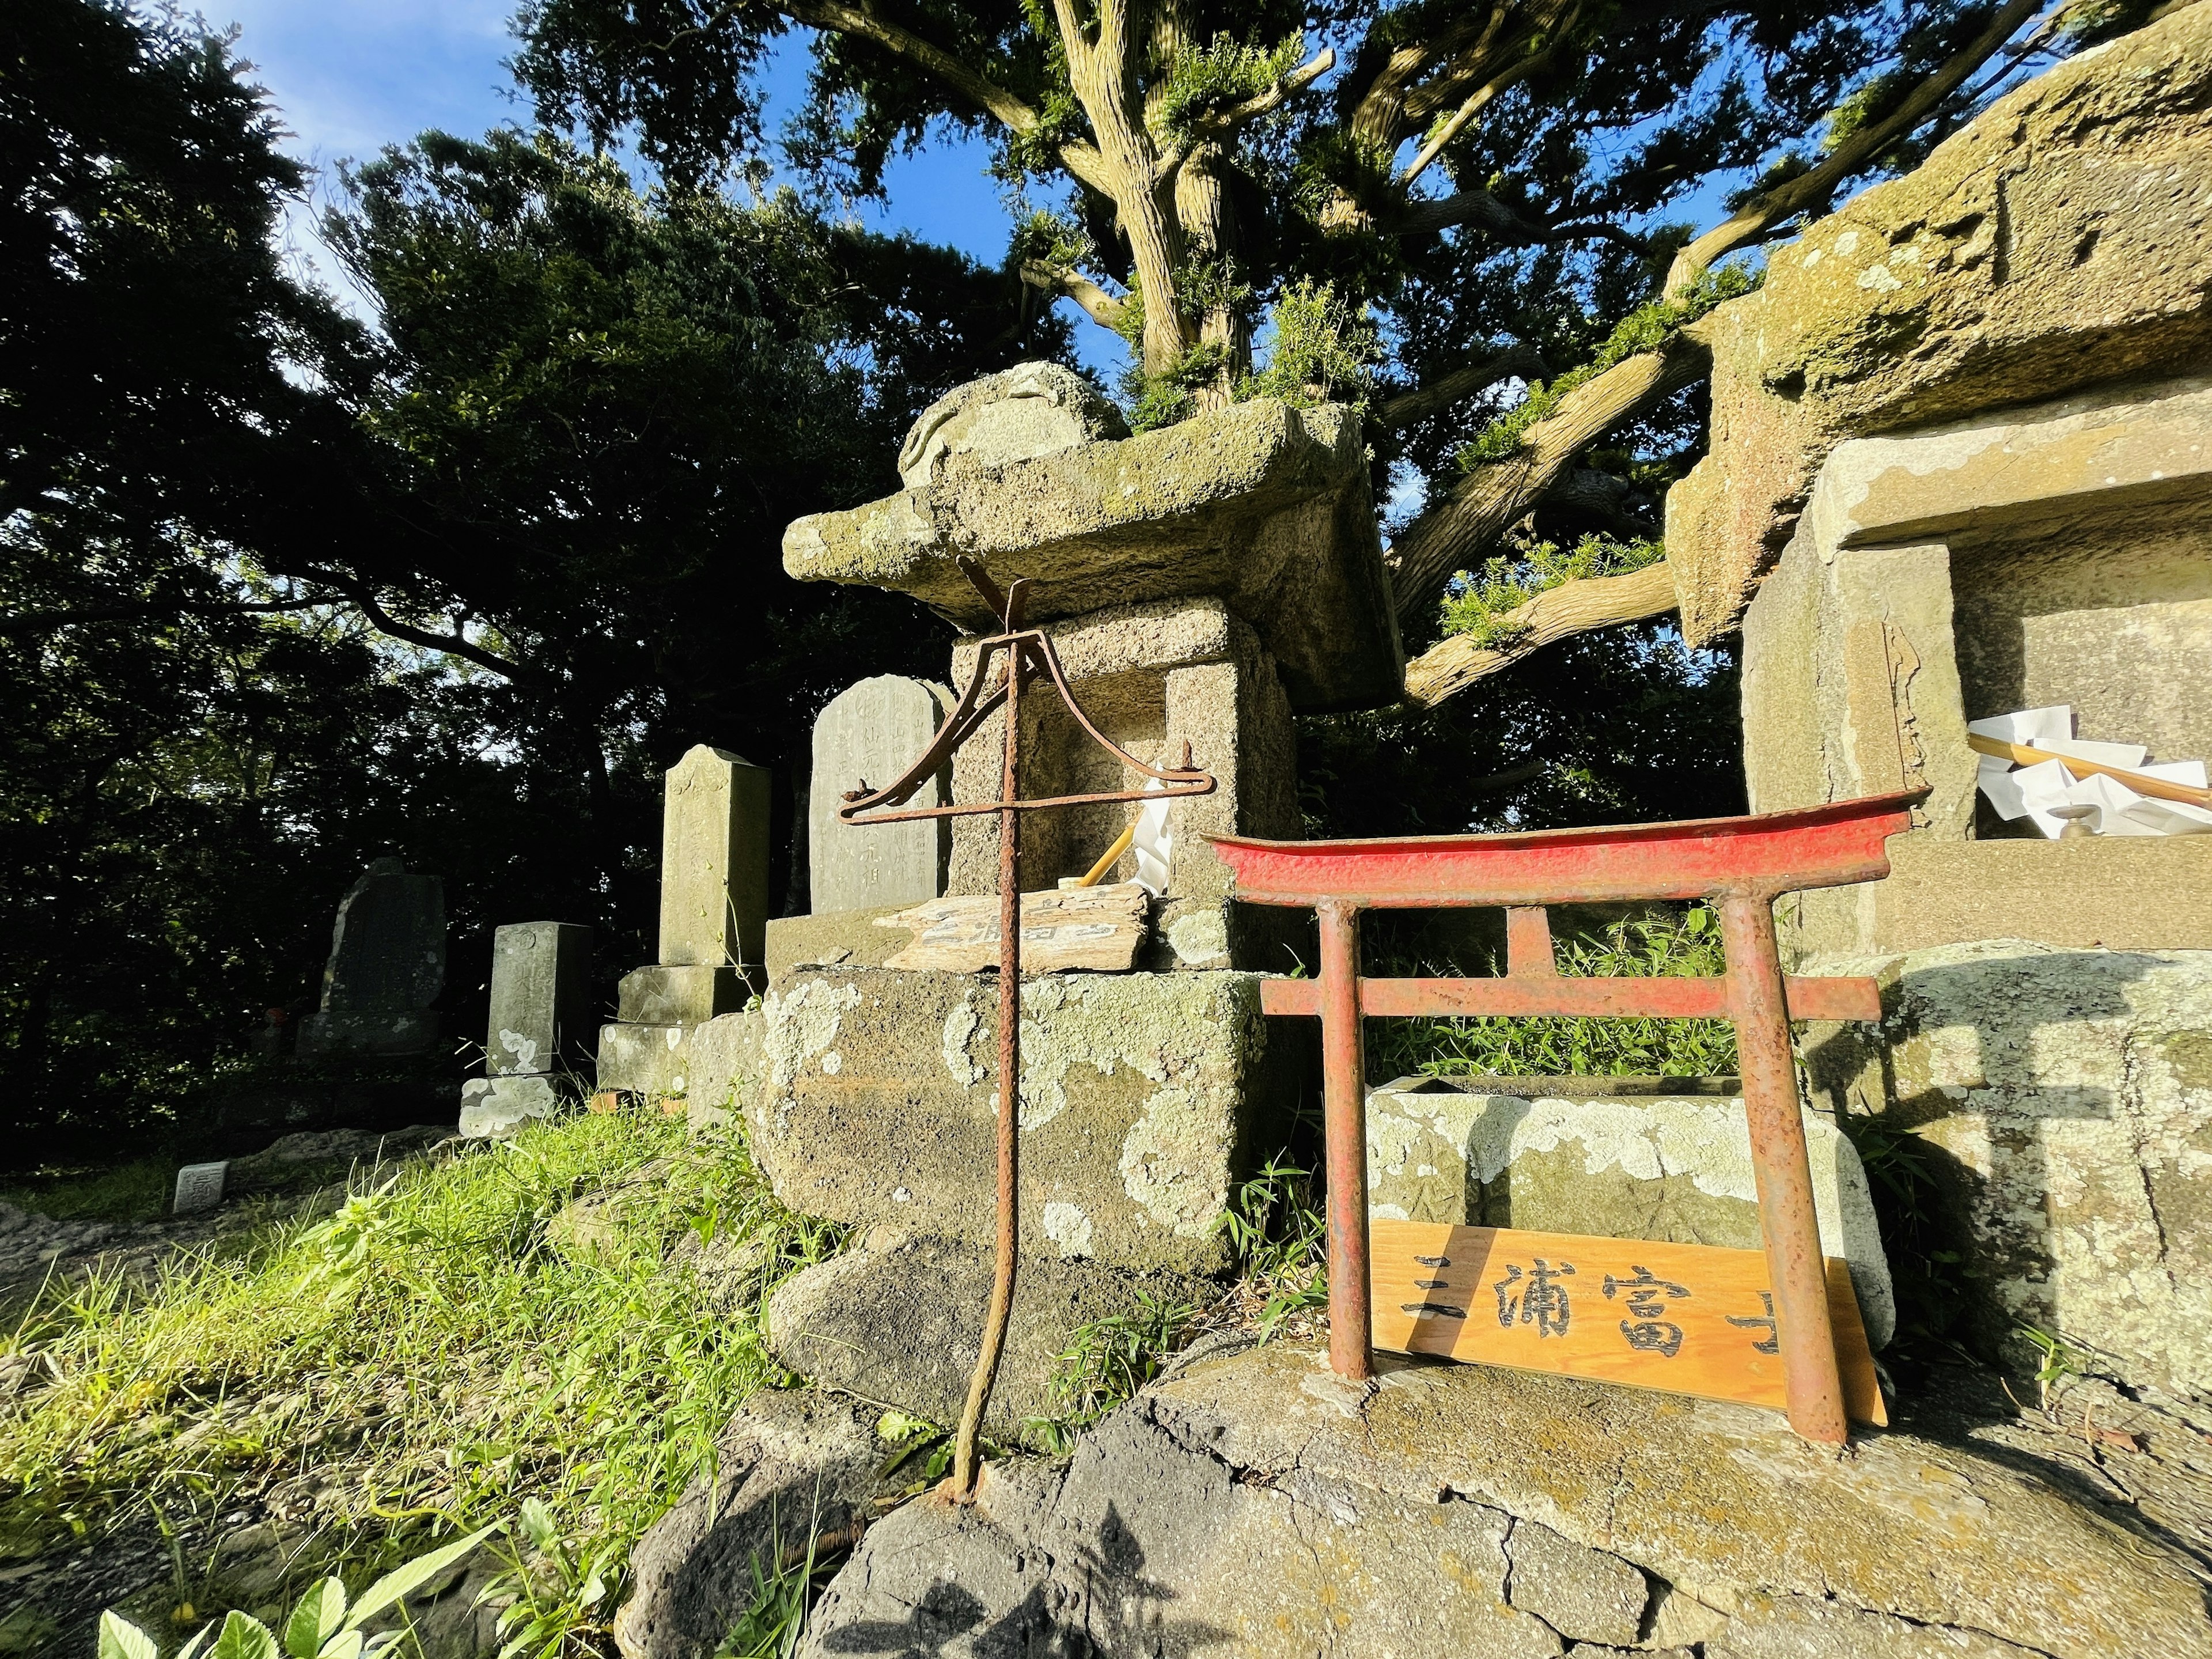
[
  {"left": 486, "top": 921, "right": 591, "bottom": 1076},
  {"left": 801, "top": 1404, "right": 1567, "bottom": 1659},
  {"left": 751, "top": 967, "right": 1282, "bottom": 1274},
  {"left": 1366, "top": 1079, "right": 1893, "bottom": 1349},
  {"left": 685, "top": 1009, "right": 764, "bottom": 1118},
  {"left": 763, "top": 905, "right": 913, "bottom": 978},
  {"left": 616, "top": 964, "right": 747, "bottom": 1026},
  {"left": 808, "top": 675, "right": 952, "bottom": 914},
  {"left": 1802, "top": 939, "right": 2212, "bottom": 1395},
  {"left": 1666, "top": 4, "right": 2212, "bottom": 644},
  {"left": 896, "top": 361, "right": 1126, "bottom": 490},
  {"left": 785, "top": 399, "right": 1403, "bottom": 711},
  {"left": 297, "top": 858, "right": 444, "bottom": 1056},
  {"left": 594, "top": 1009, "right": 764, "bottom": 1112},
  {"left": 614, "top": 1389, "right": 905, "bottom": 1659},
  {"left": 766, "top": 1229, "right": 1211, "bottom": 1444},
  {"left": 1130, "top": 1341, "right": 2211, "bottom": 1659},
  {"left": 659, "top": 745, "right": 771, "bottom": 974},
  {"left": 875, "top": 881, "right": 1148, "bottom": 971}
]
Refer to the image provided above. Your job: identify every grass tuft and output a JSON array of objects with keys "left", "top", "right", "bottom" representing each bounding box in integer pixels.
[{"left": 1, "top": 1108, "right": 842, "bottom": 1652}]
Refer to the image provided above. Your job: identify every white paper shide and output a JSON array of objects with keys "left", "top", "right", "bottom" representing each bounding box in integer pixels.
[{"left": 1971, "top": 706, "right": 2212, "bottom": 838}]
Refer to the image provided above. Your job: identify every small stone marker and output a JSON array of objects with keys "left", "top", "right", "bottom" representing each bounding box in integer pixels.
[
  {"left": 487, "top": 921, "right": 592, "bottom": 1075},
  {"left": 661, "top": 745, "right": 771, "bottom": 976},
  {"left": 875, "top": 881, "right": 1150, "bottom": 972},
  {"left": 810, "top": 676, "right": 953, "bottom": 914},
  {"left": 173, "top": 1161, "right": 228, "bottom": 1215},
  {"left": 1368, "top": 1219, "right": 1886, "bottom": 1425}
]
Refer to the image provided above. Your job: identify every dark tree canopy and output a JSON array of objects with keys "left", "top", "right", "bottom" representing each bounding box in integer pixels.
[{"left": 0, "top": 0, "right": 1063, "bottom": 1153}]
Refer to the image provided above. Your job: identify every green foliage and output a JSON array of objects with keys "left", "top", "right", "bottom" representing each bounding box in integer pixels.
[
  {"left": 1241, "top": 279, "right": 1380, "bottom": 408},
  {"left": 1152, "top": 33, "right": 1304, "bottom": 142},
  {"left": 1218, "top": 1158, "right": 1328, "bottom": 1339},
  {"left": 0, "top": 1111, "right": 841, "bottom": 1652},
  {"left": 1035, "top": 1289, "right": 1200, "bottom": 1446},
  {"left": 1842, "top": 1115, "right": 1968, "bottom": 1347},
  {"left": 1438, "top": 533, "right": 1666, "bottom": 650},
  {"left": 1456, "top": 266, "right": 1764, "bottom": 471},
  {"left": 99, "top": 1522, "right": 503, "bottom": 1659},
  {"left": 1366, "top": 908, "right": 1740, "bottom": 1082}
]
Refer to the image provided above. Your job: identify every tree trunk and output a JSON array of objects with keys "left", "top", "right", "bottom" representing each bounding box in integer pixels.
[
  {"left": 1176, "top": 146, "right": 1248, "bottom": 403},
  {"left": 1389, "top": 335, "right": 1706, "bottom": 626},
  {"left": 1401, "top": 559, "right": 1680, "bottom": 706}
]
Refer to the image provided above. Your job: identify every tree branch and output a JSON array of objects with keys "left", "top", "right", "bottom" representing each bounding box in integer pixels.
[
  {"left": 339, "top": 587, "right": 530, "bottom": 679},
  {"left": 0, "top": 596, "right": 325, "bottom": 638},
  {"left": 1375, "top": 342, "right": 1543, "bottom": 429},
  {"left": 1020, "top": 262, "right": 1128, "bottom": 329},
  {"left": 1663, "top": 0, "right": 2041, "bottom": 298},
  {"left": 1397, "top": 187, "right": 1648, "bottom": 251},
  {"left": 1402, "top": 559, "right": 1679, "bottom": 706},
  {"left": 789, "top": 0, "right": 1113, "bottom": 193},
  {"left": 1389, "top": 333, "right": 1706, "bottom": 624}
]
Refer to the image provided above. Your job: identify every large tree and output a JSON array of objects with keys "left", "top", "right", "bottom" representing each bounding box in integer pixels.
[{"left": 512, "top": 0, "right": 2134, "bottom": 710}]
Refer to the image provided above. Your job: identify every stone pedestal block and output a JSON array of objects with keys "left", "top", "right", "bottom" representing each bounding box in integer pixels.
[
  {"left": 297, "top": 1009, "right": 441, "bottom": 1058},
  {"left": 487, "top": 921, "right": 592, "bottom": 1075},
  {"left": 617, "top": 964, "right": 748, "bottom": 1026},
  {"left": 808, "top": 675, "right": 952, "bottom": 914},
  {"left": 596, "top": 1008, "right": 764, "bottom": 1113},
  {"left": 1801, "top": 940, "right": 2212, "bottom": 1396},
  {"left": 947, "top": 597, "right": 1301, "bottom": 970},
  {"left": 765, "top": 1229, "right": 1209, "bottom": 1444},
  {"left": 659, "top": 745, "right": 771, "bottom": 974},
  {"left": 751, "top": 966, "right": 1288, "bottom": 1274},
  {"left": 459, "top": 1073, "right": 562, "bottom": 1139},
  {"left": 1365, "top": 1077, "right": 1893, "bottom": 1349}
]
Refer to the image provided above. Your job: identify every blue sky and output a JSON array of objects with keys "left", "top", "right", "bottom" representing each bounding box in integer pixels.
[{"left": 218, "top": 0, "right": 1033, "bottom": 315}]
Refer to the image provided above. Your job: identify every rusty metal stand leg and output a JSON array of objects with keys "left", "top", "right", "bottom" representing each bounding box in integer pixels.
[
  {"left": 1318, "top": 900, "right": 1373, "bottom": 1382},
  {"left": 1719, "top": 892, "right": 1847, "bottom": 1446},
  {"left": 952, "top": 643, "right": 1027, "bottom": 1498}
]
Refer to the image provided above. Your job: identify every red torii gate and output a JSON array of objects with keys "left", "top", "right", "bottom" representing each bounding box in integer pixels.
[{"left": 1207, "top": 791, "right": 1919, "bottom": 1445}]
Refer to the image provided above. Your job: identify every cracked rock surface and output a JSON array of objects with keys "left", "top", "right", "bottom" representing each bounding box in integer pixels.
[{"left": 800, "top": 1340, "right": 2212, "bottom": 1657}]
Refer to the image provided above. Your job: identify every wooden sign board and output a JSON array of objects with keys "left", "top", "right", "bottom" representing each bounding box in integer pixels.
[
  {"left": 876, "top": 881, "right": 1149, "bottom": 972},
  {"left": 1369, "top": 1219, "right": 1886, "bottom": 1426}
]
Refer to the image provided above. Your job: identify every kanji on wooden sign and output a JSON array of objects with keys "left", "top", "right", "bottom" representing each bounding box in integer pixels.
[{"left": 1369, "top": 1218, "right": 1887, "bottom": 1426}]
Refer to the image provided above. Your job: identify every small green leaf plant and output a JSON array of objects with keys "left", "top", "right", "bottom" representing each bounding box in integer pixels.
[
  {"left": 100, "top": 1524, "right": 501, "bottom": 1659},
  {"left": 484, "top": 1497, "right": 623, "bottom": 1659}
]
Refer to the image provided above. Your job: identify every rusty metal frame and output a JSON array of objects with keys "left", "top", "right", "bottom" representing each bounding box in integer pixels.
[
  {"left": 1207, "top": 791, "right": 1921, "bottom": 1445},
  {"left": 839, "top": 558, "right": 1215, "bottom": 1498}
]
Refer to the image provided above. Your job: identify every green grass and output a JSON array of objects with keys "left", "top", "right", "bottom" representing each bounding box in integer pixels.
[
  {"left": 0, "top": 1109, "right": 843, "bottom": 1652},
  {"left": 1366, "top": 907, "right": 1740, "bottom": 1082},
  {"left": 1, "top": 1159, "right": 175, "bottom": 1225}
]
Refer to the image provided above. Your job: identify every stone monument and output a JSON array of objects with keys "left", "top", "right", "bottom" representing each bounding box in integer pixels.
[
  {"left": 296, "top": 858, "right": 444, "bottom": 1057},
  {"left": 808, "top": 675, "right": 953, "bottom": 914},
  {"left": 460, "top": 921, "right": 592, "bottom": 1139},
  {"left": 1665, "top": 3, "right": 2212, "bottom": 1396},
  {"left": 596, "top": 745, "right": 772, "bottom": 1116}
]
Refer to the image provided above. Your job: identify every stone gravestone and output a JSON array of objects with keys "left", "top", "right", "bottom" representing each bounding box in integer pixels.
[
  {"left": 462, "top": 921, "right": 593, "bottom": 1139},
  {"left": 661, "top": 746, "right": 771, "bottom": 979},
  {"left": 597, "top": 745, "right": 772, "bottom": 1104},
  {"left": 296, "top": 858, "right": 444, "bottom": 1056},
  {"left": 809, "top": 676, "right": 952, "bottom": 914},
  {"left": 487, "top": 922, "right": 592, "bottom": 1075}
]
